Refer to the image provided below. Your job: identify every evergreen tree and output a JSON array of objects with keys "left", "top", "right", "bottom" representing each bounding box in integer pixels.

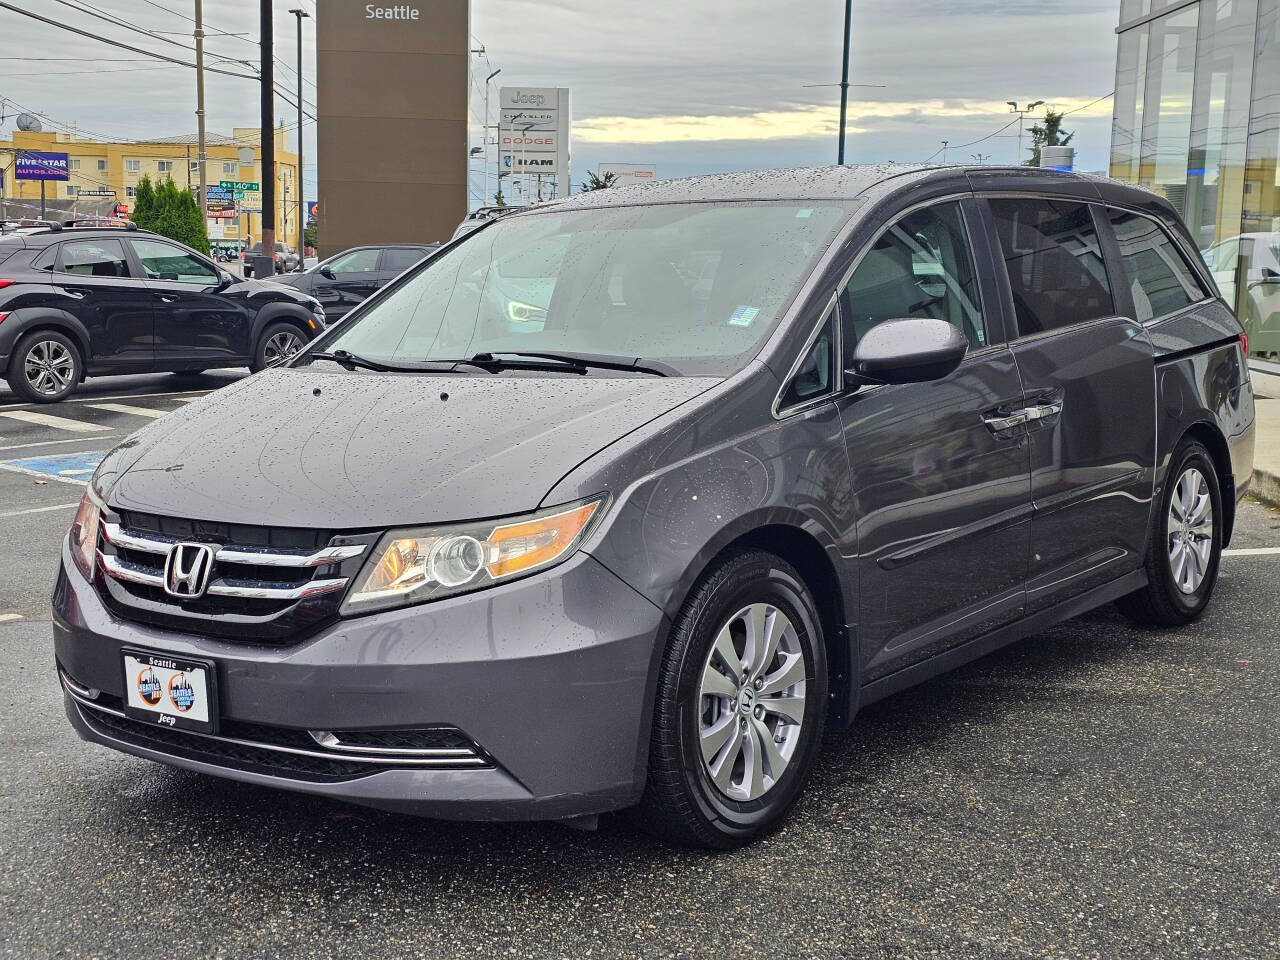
[
  {"left": 1026, "top": 110, "right": 1075, "bottom": 167},
  {"left": 131, "top": 175, "right": 156, "bottom": 230},
  {"left": 134, "top": 177, "right": 209, "bottom": 254},
  {"left": 580, "top": 170, "right": 617, "bottom": 192}
]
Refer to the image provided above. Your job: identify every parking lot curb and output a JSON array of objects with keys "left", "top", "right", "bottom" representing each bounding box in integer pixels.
[{"left": 1253, "top": 467, "right": 1280, "bottom": 509}]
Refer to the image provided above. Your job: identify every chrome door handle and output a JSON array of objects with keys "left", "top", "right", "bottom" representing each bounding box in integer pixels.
[
  {"left": 983, "top": 410, "right": 1029, "bottom": 431},
  {"left": 1024, "top": 400, "right": 1063, "bottom": 421},
  {"left": 156, "top": 294, "right": 179, "bottom": 304}
]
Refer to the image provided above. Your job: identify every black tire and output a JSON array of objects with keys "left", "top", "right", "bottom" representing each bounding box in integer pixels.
[
  {"left": 1117, "top": 439, "right": 1223, "bottom": 627},
  {"left": 6, "top": 329, "right": 83, "bottom": 403},
  {"left": 637, "top": 550, "right": 828, "bottom": 849},
  {"left": 251, "top": 322, "right": 305, "bottom": 373}
]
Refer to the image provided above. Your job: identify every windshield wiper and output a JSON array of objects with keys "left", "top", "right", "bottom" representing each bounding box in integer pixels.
[
  {"left": 463, "top": 351, "right": 672, "bottom": 377},
  {"left": 304, "top": 349, "right": 428, "bottom": 373}
]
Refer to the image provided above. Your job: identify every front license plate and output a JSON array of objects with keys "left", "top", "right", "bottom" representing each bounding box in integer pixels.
[{"left": 121, "top": 650, "right": 217, "bottom": 734}]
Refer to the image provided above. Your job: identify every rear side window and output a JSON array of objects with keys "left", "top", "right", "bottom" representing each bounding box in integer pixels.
[
  {"left": 989, "top": 198, "right": 1113, "bottom": 336},
  {"left": 380, "top": 247, "right": 426, "bottom": 273},
  {"left": 60, "top": 239, "right": 130, "bottom": 278},
  {"left": 839, "top": 201, "right": 986, "bottom": 369},
  {"left": 1105, "top": 209, "right": 1206, "bottom": 323},
  {"left": 31, "top": 245, "right": 58, "bottom": 270}
]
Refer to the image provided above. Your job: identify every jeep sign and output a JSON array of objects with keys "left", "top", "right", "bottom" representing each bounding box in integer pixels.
[{"left": 498, "top": 87, "right": 571, "bottom": 200}]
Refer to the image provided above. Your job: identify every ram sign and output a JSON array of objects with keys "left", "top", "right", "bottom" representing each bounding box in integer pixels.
[
  {"left": 15, "top": 152, "right": 70, "bottom": 181},
  {"left": 498, "top": 87, "right": 570, "bottom": 200}
]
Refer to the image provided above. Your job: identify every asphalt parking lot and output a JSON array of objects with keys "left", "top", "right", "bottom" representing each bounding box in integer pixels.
[{"left": 1, "top": 375, "right": 1278, "bottom": 959}]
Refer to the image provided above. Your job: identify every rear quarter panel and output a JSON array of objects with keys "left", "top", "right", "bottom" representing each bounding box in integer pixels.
[{"left": 1150, "top": 300, "right": 1255, "bottom": 543}]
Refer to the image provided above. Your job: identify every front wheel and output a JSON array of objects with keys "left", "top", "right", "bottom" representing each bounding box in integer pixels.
[
  {"left": 1117, "top": 439, "right": 1223, "bottom": 627},
  {"left": 638, "top": 551, "right": 828, "bottom": 849},
  {"left": 251, "top": 323, "right": 305, "bottom": 373},
  {"left": 7, "top": 330, "right": 83, "bottom": 403}
]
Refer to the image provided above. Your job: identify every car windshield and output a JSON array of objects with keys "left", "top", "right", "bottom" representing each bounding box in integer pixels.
[{"left": 315, "top": 201, "right": 852, "bottom": 375}]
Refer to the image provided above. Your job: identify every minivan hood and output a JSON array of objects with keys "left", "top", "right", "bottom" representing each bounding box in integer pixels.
[{"left": 102, "top": 367, "right": 718, "bottom": 528}]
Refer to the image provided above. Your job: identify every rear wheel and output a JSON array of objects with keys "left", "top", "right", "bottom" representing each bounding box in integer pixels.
[
  {"left": 7, "top": 330, "right": 82, "bottom": 403},
  {"left": 638, "top": 551, "right": 827, "bottom": 848},
  {"left": 1117, "top": 439, "right": 1223, "bottom": 626},
  {"left": 251, "top": 323, "right": 305, "bottom": 372}
]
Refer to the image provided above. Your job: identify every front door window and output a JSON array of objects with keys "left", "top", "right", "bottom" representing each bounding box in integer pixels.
[{"left": 839, "top": 201, "right": 986, "bottom": 370}]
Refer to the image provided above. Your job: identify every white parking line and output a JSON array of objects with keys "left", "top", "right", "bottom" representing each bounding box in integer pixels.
[
  {"left": 0, "top": 388, "right": 217, "bottom": 411},
  {"left": 0, "top": 435, "right": 119, "bottom": 452},
  {"left": 85, "top": 402, "right": 168, "bottom": 419},
  {"left": 0, "top": 411, "right": 111, "bottom": 433},
  {"left": 0, "top": 463, "right": 90, "bottom": 487},
  {"left": 1223, "top": 546, "right": 1280, "bottom": 557},
  {"left": 0, "top": 614, "right": 23, "bottom": 623},
  {"left": 0, "top": 502, "right": 81, "bottom": 518}
]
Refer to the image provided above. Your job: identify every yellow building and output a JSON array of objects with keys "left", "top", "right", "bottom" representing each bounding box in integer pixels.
[{"left": 0, "top": 126, "right": 301, "bottom": 250}]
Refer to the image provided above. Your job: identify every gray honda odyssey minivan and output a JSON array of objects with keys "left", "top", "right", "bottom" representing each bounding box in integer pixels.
[{"left": 54, "top": 165, "right": 1256, "bottom": 848}]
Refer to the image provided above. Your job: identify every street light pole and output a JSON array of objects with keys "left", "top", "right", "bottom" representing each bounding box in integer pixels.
[
  {"left": 289, "top": 7, "right": 308, "bottom": 268},
  {"left": 194, "top": 0, "right": 208, "bottom": 228},
  {"left": 837, "top": 0, "right": 852, "bottom": 164},
  {"left": 260, "top": 0, "right": 276, "bottom": 260},
  {"left": 485, "top": 68, "right": 501, "bottom": 208},
  {"left": 1008, "top": 99, "right": 1043, "bottom": 166}
]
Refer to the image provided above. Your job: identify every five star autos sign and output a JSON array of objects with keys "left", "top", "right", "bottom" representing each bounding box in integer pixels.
[{"left": 15, "top": 152, "right": 70, "bottom": 181}]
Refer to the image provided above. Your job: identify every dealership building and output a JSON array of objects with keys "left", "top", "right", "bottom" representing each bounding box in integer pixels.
[{"left": 1111, "top": 0, "right": 1280, "bottom": 356}]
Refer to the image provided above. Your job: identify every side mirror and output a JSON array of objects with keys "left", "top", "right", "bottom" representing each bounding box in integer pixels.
[
  {"left": 846, "top": 317, "right": 968, "bottom": 386},
  {"left": 319, "top": 265, "right": 336, "bottom": 279}
]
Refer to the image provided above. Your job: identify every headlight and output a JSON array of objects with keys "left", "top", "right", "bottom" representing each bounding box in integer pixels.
[
  {"left": 506, "top": 299, "right": 547, "bottom": 324},
  {"left": 69, "top": 486, "right": 103, "bottom": 580},
  {"left": 341, "top": 495, "right": 605, "bottom": 614}
]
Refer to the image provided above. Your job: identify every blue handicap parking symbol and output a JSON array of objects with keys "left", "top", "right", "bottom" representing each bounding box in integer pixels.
[{"left": 0, "top": 451, "right": 106, "bottom": 484}]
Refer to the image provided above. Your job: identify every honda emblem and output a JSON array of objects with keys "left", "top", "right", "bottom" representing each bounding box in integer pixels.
[{"left": 163, "top": 542, "right": 215, "bottom": 599}]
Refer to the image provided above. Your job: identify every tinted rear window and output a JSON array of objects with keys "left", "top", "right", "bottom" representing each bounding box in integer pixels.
[
  {"left": 989, "top": 198, "right": 1114, "bottom": 336},
  {"left": 380, "top": 247, "right": 426, "bottom": 272},
  {"left": 1105, "top": 209, "right": 1206, "bottom": 323}
]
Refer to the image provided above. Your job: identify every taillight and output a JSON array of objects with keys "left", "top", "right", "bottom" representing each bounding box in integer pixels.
[
  {"left": 0, "top": 313, "right": 8, "bottom": 325},
  {"left": 0, "top": 279, "right": 14, "bottom": 289},
  {"left": 1241, "top": 332, "right": 1249, "bottom": 357},
  {"left": 69, "top": 488, "right": 103, "bottom": 581}
]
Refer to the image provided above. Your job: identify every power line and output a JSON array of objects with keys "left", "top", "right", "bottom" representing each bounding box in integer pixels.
[
  {"left": 1062, "top": 91, "right": 1115, "bottom": 116},
  {"left": 0, "top": 3, "right": 316, "bottom": 121},
  {"left": 0, "top": 1, "right": 258, "bottom": 80}
]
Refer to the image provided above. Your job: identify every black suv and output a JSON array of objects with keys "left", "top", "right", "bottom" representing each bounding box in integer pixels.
[
  {"left": 271, "top": 243, "right": 437, "bottom": 321},
  {"left": 0, "top": 225, "right": 324, "bottom": 402}
]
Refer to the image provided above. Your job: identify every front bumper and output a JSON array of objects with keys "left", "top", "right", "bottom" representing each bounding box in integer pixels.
[{"left": 53, "top": 541, "right": 666, "bottom": 821}]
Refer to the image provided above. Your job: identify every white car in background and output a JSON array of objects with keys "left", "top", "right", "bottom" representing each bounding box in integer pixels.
[{"left": 1204, "top": 233, "right": 1280, "bottom": 358}]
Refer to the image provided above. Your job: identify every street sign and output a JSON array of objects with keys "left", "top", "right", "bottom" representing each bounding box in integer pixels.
[
  {"left": 15, "top": 152, "right": 70, "bottom": 181},
  {"left": 218, "top": 180, "right": 258, "bottom": 191}
]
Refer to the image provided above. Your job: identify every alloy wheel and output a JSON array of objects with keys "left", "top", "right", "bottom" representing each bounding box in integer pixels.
[
  {"left": 696, "top": 603, "right": 808, "bottom": 802},
  {"left": 263, "top": 330, "right": 303, "bottom": 367},
  {"left": 1168, "top": 466, "right": 1214, "bottom": 594},
  {"left": 23, "top": 339, "right": 75, "bottom": 397}
]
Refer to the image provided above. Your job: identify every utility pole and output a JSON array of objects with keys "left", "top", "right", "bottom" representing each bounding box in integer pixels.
[
  {"left": 289, "top": 7, "right": 307, "bottom": 267},
  {"left": 194, "top": 0, "right": 208, "bottom": 224},
  {"left": 941, "top": 140, "right": 949, "bottom": 164},
  {"left": 260, "top": 0, "right": 276, "bottom": 263},
  {"left": 837, "top": 0, "right": 852, "bottom": 164}
]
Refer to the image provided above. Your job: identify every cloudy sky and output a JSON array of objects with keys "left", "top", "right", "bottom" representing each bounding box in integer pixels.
[{"left": 1, "top": 0, "right": 1122, "bottom": 203}]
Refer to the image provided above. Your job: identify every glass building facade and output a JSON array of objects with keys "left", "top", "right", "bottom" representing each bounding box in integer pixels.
[{"left": 1111, "top": 0, "right": 1280, "bottom": 357}]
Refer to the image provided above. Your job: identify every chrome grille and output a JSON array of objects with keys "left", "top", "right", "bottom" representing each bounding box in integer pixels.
[{"left": 94, "top": 510, "right": 377, "bottom": 643}]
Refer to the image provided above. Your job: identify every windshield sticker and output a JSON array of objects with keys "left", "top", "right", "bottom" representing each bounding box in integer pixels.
[
  {"left": 728, "top": 305, "right": 761, "bottom": 327},
  {"left": 796, "top": 209, "right": 814, "bottom": 218}
]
